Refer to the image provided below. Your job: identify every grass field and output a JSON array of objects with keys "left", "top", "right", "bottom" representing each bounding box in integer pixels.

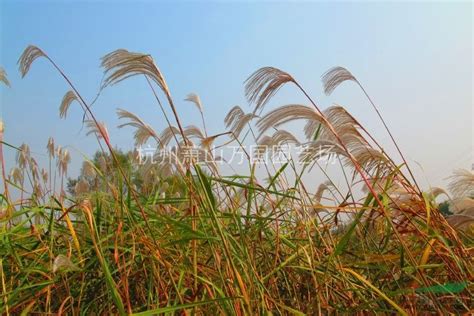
[{"left": 0, "top": 45, "right": 472, "bottom": 315}]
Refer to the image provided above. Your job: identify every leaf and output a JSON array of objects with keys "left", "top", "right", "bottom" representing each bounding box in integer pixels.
[
  {"left": 415, "top": 281, "right": 468, "bottom": 294},
  {"left": 132, "top": 297, "right": 240, "bottom": 316},
  {"left": 343, "top": 267, "right": 408, "bottom": 316}
]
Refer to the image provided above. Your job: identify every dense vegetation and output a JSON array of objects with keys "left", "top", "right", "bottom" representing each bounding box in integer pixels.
[{"left": 0, "top": 46, "right": 472, "bottom": 315}]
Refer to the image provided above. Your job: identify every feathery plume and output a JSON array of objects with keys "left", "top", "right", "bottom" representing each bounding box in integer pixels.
[
  {"left": 0, "top": 67, "right": 10, "bottom": 87},
  {"left": 314, "top": 181, "right": 333, "bottom": 204},
  {"left": 101, "top": 49, "right": 170, "bottom": 97},
  {"left": 29, "top": 157, "right": 39, "bottom": 181},
  {"left": 10, "top": 167, "right": 24, "bottom": 184},
  {"left": 85, "top": 120, "right": 110, "bottom": 143},
  {"left": 426, "top": 187, "right": 448, "bottom": 199},
  {"left": 160, "top": 126, "right": 181, "bottom": 147},
  {"left": 40, "top": 168, "right": 48, "bottom": 183},
  {"left": 254, "top": 130, "right": 300, "bottom": 159},
  {"left": 304, "top": 105, "right": 360, "bottom": 141},
  {"left": 117, "top": 108, "right": 159, "bottom": 146},
  {"left": 270, "top": 130, "right": 300, "bottom": 146},
  {"left": 299, "top": 140, "right": 346, "bottom": 163},
  {"left": 256, "top": 104, "right": 324, "bottom": 138},
  {"left": 447, "top": 169, "right": 474, "bottom": 198},
  {"left": 75, "top": 179, "right": 90, "bottom": 196},
  {"left": 322, "top": 66, "right": 357, "bottom": 95},
  {"left": 57, "top": 148, "right": 71, "bottom": 176},
  {"left": 18, "top": 45, "right": 46, "bottom": 78},
  {"left": 47, "top": 137, "right": 55, "bottom": 159},
  {"left": 224, "top": 106, "right": 244, "bottom": 128},
  {"left": 245, "top": 67, "right": 295, "bottom": 113},
  {"left": 59, "top": 90, "right": 79, "bottom": 119},
  {"left": 98, "top": 155, "right": 108, "bottom": 172},
  {"left": 16, "top": 143, "right": 31, "bottom": 169},
  {"left": 82, "top": 160, "right": 97, "bottom": 178},
  {"left": 184, "top": 125, "right": 205, "bottom": 140},
  {"left": 230, "top": 112, "right": 258, "bottom": 139},
  {"left": 184, "top": 93, "right": 203, "bottom": 113},
  {"left": 348, "top": 146, "right": 389, "bottom": 172}
]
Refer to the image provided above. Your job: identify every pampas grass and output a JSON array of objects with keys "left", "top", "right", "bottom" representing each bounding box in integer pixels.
[
  {"left": 18, "top": 45, "right": 46, "bottom": 77},
  {"left": 85, "top": 120, "right": 110, "bottom": 143},
  {"left": 228, "top": 112, "right": 258, "bottom": 139},
  {"left": 59, "top": 90, "right": 79, "bottom": 118},
  {"left": 322, "top": 66, "right": 357, "bottom": 95},
  {"left": 185, "top": 92, "right": 203, "bottom": 113},
  {"left": 117, "top": 108, "right": 160, "bottom": 146},
  {"left": 101, "top": 49, "right": 169, "bottom": 95},
  {"left": 245, "top": 67, "right": 295, "bottom": 113},
  {"left": 256, "top": 104, "right": 324, "bottom": 138},
  {"left": 0, "top": 46, "right": 472, "bottom": 315},
  {"left": 0, "top": 67, "right": 10, "bottom": 87},
  {"left": 448, "top": 169, "right": 474, "bottom": 197}
]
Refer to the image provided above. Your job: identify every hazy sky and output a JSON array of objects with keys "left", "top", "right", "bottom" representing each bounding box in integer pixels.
[{"left": 0, "top": 1, "right": 472, "bottom": 190}]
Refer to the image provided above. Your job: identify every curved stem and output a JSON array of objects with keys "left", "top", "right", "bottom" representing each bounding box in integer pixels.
[{"left": 356, "top": 82, "right": 420, "bottom": 192}]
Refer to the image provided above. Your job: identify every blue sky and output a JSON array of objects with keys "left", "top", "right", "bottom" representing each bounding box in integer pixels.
[{"left": 0, "top": 0, "right": 472, "bottom": 189}]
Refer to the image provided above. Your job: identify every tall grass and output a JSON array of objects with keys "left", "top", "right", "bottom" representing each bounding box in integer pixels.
[{"left": 0, "top": 46, "right": 472, "bottom": 315}]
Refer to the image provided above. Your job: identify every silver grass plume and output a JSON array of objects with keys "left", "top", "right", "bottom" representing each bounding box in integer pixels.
[
  {"left": 29, "top": 157, "right": 39, "bottom": 181},
  {"left": 256, "top": 104, "right": 324, "bottom": 139},
  {"left": 47, "top": 137, "right": 55, "bottom": 159},
  {"left": 299, "top": 140, "right": 346, "bottom": 163},
  {"left": 270, "top": 130, "right": 300, "bottom": 146},
  {"left": 224, "top": 106, "right": 244, "bottom": 128},
  {"left": 254, "top": 130, "right": 300, "bottom": 159},
  {"left": 426, "top": 187, "right": 448, "bottom": 199},
  {"left": 245, "top": 67, "right": 296, "bottom": 113},
  {"left": 304, "top": 105, "right": 361, "bottom": 141},
  {"left": 160, "top": 126, "right": 181, "bottom": 147},
  {"left": 101, "top": 49, "right": 170, "bottom": 98},
  {"left": 314, "top": 181, "right": 334, "bottom": 204},
  {"left": 322, "top": 66, "right": 357, "bottom": 95},
  {"left": 85, "top": 120, "right": 110, "bottom": 143},
  {"left": 116, "top": 108, "right": 159, "bottom": 146},
  {"left": 0, "top": 67, "right": 10, "bottom": 87},
  {"left": 347, "top": 146, "right": 389, "bottom": 173},
  {"left": 16, "top": 143, "right": 31, "bottom": 169},
  {"left": 184, "top": 93, "right": 203, "bottom": 113},
  {"left": 82, "top": 160, "right": 97, "bottom": 178},
  {"left": 184, "top": 125, "right": 205, "bottom": 140},
  {"left": 75, "top": 179, "right": 90, "bottom": 196},
  {"left": 57, "top": 148, "right": 71, "bottom": 176},
  {"left": 447, "top": 169, "right": 474, "bottom": 198},
  {"left": 18, "top": 45, "right": 47, "bottom": 78},
  {"left": 323, "top": 66, "right": 420, "bottom": 191},
  {"left": 41, "top": 168, "right": 48, "bottom": 183},
  {"left": 10, "top": 167, "right": 24, "bottom": 184},
  {"left": 229, "top": 113, "right": 258, "bottom": 139},
  {"left": 59, "top": 91, "right": 79, "bottom": 119}
]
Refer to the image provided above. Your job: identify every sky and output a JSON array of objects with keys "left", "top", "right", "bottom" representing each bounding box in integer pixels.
[{"left": 0, "top": 0, "right": 472, "bottom": 191}]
